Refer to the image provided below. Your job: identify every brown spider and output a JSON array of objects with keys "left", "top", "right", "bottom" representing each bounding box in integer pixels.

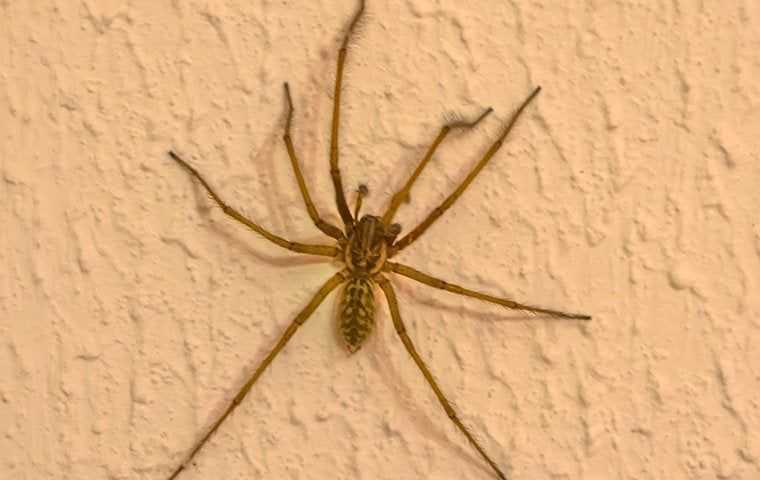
[{"left": 165, "top": 1, "right": 590, "bottom": 479}]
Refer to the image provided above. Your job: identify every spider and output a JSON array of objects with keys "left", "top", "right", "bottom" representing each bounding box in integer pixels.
[{"left": 165, "top": 1, "right": 590, "bottom": 479}]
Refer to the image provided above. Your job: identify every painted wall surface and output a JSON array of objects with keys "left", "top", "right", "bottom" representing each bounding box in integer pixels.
[{"left": 2, "top": 1, "right": 759, "bottom": 479}]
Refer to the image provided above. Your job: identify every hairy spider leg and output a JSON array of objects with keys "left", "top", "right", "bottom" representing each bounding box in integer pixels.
[
  {"left": 168, "top": 151, "right": 338, "bottom": 258},
  {"left": 386, "top": 262, "right": 591, "bottom": 320},
  {"left": 376, "top": 276, "right": 508, "bottom": 480},
  {"left": 283, "top": 83, "right": 346, "bottom": 242},
  {"left": 391, "top": 86, "right": 542, "bottom": 255},
  {"left": 382, "top": 107, "right": 493, "bottom": 225},
  {"left": 329, "top": 0, "right": 366, "bottom": 231},
  {"left": 167, "top": 271, "right": 347, "bottom": 480}
]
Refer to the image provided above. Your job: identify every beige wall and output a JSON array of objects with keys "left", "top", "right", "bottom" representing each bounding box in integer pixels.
[{"left": 2, "top": 1, "right": 759, "bottom": 479}]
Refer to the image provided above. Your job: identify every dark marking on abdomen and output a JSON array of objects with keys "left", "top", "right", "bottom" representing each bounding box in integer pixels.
[{"left": 338, "top": 278, "right": 376, "bottom": 353}]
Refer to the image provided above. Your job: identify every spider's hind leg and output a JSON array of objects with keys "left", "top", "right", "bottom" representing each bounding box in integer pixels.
[
  {"left": 166, "top": 271, "right": 347, "bottom": 480},
  {"left": 376, "top": 275, "right": 508, "bottom": 480}
]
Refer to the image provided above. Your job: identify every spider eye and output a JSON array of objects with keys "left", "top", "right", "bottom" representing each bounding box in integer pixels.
[{"left": 388, "top": 223, "right": 402, "bottom": 235}]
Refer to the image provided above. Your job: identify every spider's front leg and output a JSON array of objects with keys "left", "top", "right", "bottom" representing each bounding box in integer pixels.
[
  {"left": 328, "top": 0, "right": 366, "bottom": 232},
  {"left": 391, "top": 87, "right": 542, "bottom": 255},
  {"left": 282, "top": 83, "right": 346, "bottom": 243},
  {"left": 382, "top": 107, "right": 493, "bottom": 225}
]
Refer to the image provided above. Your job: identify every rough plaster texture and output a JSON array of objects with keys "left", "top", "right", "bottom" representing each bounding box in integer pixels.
[{"left": 2, "top": 1, "right": 760, "bottom": 479}]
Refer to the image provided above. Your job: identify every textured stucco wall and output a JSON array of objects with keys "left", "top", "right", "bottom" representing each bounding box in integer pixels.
[{"left": 2, "top": 1, "right": 760, "bottom": 479}]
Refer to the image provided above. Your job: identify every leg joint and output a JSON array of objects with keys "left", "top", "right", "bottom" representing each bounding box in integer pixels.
[{"left": 443, "top": 404, "right": 457, "bottom": 419}]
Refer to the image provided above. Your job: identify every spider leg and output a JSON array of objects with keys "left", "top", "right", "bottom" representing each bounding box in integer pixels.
[
  {"left": 168, "top": 151, "right": 338, "bottom": 258},
  {"left": 329, "top": 0, "right": 366, "bottom": 231},
  {"left": 386, "top": 261, "right": 590, "bottom": 320},
  {"left": 283, "top": 83, "right": 346, "bottom": 241},
  {"left": 376, "top": 275, "right": 508, "bottom": 480},
  {"left": 381, "top": 107, "right": 493, "bottom": 225},
  {"left": 167, "top": 270, "right": 347, "bottom": 480},
  {"left": 391, "top": 87, "right": 541, "bottom": 255}
]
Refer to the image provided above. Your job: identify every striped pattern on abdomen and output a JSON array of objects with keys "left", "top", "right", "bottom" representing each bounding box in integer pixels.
[{"left": 338, "top": 278, "right": 376, "bottom": 353}]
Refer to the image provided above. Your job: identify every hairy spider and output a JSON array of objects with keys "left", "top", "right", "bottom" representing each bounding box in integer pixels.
[{"left": 165, "top": 1, "right": 590, "bottom": 479}]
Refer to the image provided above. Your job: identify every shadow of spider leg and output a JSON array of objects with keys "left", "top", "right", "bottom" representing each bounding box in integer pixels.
[
  {"left": 376, "top": 276, "right": 508, "bottom": 480},
  {"left": 167, "top": 151, "right": 338, "bottom": 258},
  {"left": 390, "top": 86, "right": 542, "bottom": 256},
  {"left": 386, "top": 262, "right": 591, "bottom": 320},
  {"left": 282, "top": 82, "right": 346, "bottom": 242},
  {"left": 167, "top": 270, "right": 347, "bottom": 480}
]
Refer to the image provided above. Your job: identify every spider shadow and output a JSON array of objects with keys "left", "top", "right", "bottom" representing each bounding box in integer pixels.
[{"left": 367, "top": 301, "right": 503, "bottom": 479}]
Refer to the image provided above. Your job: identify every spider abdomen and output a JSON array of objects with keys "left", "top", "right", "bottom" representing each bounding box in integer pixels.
[{"left": 338, "top": 277, "right": 376, "bottom": 353}]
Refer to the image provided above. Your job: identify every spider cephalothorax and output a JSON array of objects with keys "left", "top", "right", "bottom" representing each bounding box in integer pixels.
[
  {"left": 165, "top": 1, "right": 590, "bottom": 479},
  {"left": 343, "top": 215, "right": 395, "bottom": 275}
]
